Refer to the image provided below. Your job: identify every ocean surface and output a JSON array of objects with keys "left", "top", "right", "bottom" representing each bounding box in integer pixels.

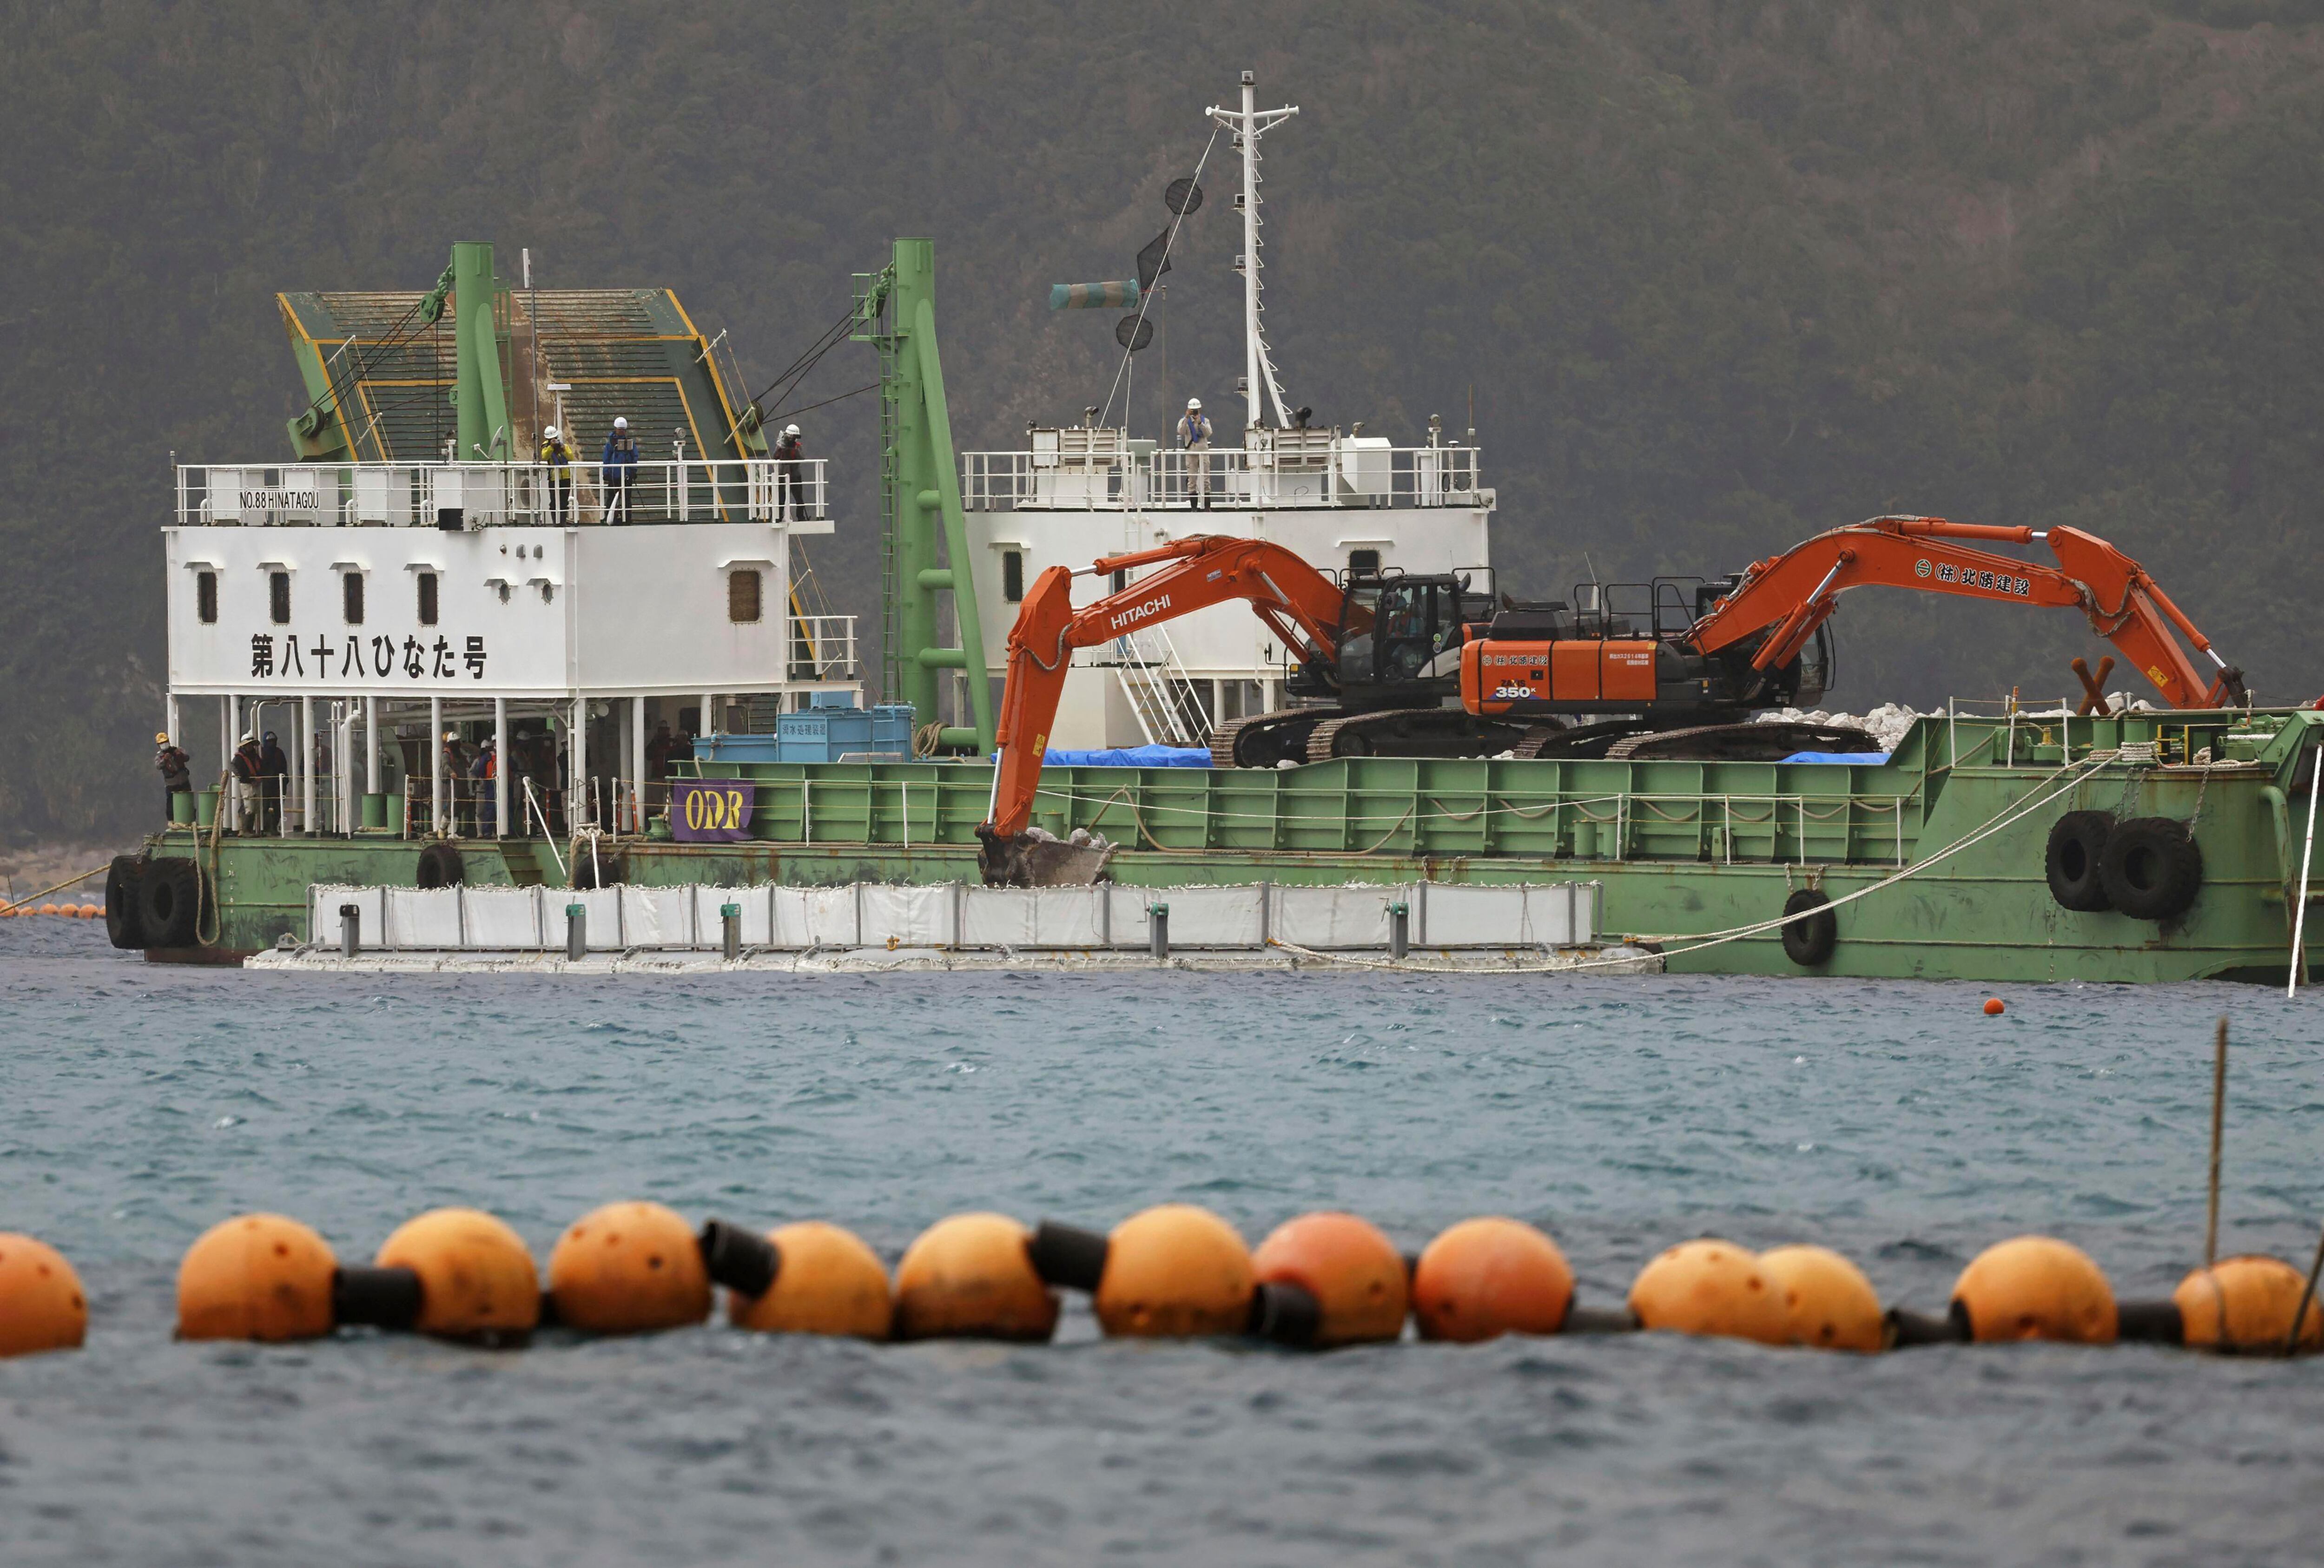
[{"left": 3, "top": 916, "right": 2322, "bottom": 1566}]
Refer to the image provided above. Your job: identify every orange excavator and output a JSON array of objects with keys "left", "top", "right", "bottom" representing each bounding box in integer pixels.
[
  {"left": 1466, "top": 515, "right": 2246, "bottom": 761},
  {"left": 976, "top": 517, "right": 2243, "bottom": 883}
]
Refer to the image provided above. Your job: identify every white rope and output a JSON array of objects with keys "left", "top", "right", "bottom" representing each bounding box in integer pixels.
[{"left": 1266, "top": 751, "right": 2124, "bottom": 975}]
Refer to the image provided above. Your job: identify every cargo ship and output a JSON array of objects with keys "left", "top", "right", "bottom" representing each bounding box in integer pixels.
[{"left": 114, "top": 76, "right": 2324, "bottom": 985}]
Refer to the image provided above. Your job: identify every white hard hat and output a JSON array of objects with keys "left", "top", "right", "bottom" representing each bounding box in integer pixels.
[
  {"left": 614, "top": 416, "right": 628, "bottom": 429},
  {"left": 1187, "top": 397, "right": 1202, "bottom": 410},
  {"left": 442, "top": 730, "right": 456, "bottom": 743},
  {"left": 543, "top": 424, "right": 560, "bottom": 440},
  {"left": 785, "top": 423, "right": 801, "bottom": 437}
]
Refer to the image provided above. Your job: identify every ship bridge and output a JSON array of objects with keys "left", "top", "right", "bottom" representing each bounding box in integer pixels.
[
  {"left": 958, "top": 419, "right": 1495, "bottom": 753},
  {"left": 161, "top": 243, "right": 858, "bottom": 851}
]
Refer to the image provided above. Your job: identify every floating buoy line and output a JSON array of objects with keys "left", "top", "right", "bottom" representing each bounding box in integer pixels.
[{"left": 3, "top": 1204, "right": 2318, "bottom": 1361}]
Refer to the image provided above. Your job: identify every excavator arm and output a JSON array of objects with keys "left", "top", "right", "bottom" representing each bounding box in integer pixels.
[
  {"left": 978, "top": 534, "right": 1362, "bottom": 883},
  {"left": 1688, "top": 516, "right": 2245, "bottom": 710}
]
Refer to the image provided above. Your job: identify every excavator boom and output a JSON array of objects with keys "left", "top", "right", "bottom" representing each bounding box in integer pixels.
[
  {"left": 1687, "top": 517, "right": 2244, "bottom": 710},
  {"left": 979, "top": 534, "right": 1361, "bottom": 881}
]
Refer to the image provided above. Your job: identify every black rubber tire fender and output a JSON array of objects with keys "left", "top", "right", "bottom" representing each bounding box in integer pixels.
[
  {"left": 415, "top": 841, "right": 466, "bottom": 889},
  {"left": 105, "top": 856, "right": 146, "bottom": 949},
  {"left": 2044, "top": 810, "right": 2114, "bottom": 913},
  {"left": 138, "top": 859, "right": 201, "bottom": 948},
  {"left": 2099, "top": 816, "right": 2203, "bottom": 922},
  {"left": 1780, "top": 888, "right": 1838, "bottom": 967}
]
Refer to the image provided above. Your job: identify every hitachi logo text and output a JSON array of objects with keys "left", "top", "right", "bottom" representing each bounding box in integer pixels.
[{"left": 1109, "top": 594, "right": 1172, "bottom": 631}]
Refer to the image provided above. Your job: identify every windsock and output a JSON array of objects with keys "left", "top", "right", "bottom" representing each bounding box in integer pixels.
[{"left": 1050, "top": 280, "right": 1141, "bottom": 311}]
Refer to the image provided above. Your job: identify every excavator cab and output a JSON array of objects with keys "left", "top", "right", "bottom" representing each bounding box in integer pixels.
[{"left": 1287, "top": 568, "right": 1480, "bottom": 709}]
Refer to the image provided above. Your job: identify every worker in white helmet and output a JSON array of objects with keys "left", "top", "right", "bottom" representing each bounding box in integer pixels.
[
  {"left": 1177, "top": 397, "right": 1213, "bottom": 509},
  {"left": 538, "top": 423, "right": 574, "bottom": 524},
  {"left": 601, "top": 415, "right": 639, "bottom": 523},
  {"left": 773, "top": 422, "right": 808, "bottom": 522}
]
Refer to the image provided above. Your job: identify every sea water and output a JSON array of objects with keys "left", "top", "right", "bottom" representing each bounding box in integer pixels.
[{"left": 2, "top": 917, "right": 2321, "bottom": 1565}]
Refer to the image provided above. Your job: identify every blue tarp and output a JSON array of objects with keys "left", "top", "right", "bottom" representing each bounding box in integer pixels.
[
  {"left": 1043, "top": 744, "right": 1213, "bottom": 768},
  {"left": 1780, "top": 751, "right": 1892, "bottom": 765}
]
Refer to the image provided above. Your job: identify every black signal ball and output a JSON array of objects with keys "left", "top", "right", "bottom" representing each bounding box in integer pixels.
[
  {"left": 1165, "top": 178, "right": 1203, "bottom": 215},
  {"left": 1117, "top": 315, "right": 1154, "bottom": 352}
]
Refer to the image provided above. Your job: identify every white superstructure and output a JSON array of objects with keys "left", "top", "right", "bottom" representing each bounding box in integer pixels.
[
  {"left": 161, "top": 457, "right": 855, "bottom": 838},
  {"left": 958, "top": 71, "right": 1497, "bottom": 750}
]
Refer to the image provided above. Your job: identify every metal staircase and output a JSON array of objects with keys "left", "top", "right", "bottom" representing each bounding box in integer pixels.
[{"left": 1112, "top": 625, "right": 1212, "bottom": 747}]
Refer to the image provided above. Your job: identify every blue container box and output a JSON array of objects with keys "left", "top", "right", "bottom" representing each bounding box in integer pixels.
[
  {"left": 693, "top": 732, "right": 782, "bottom": 764},
  {"left": 872, "top": 704, "right": 915, "bottom": 753}
]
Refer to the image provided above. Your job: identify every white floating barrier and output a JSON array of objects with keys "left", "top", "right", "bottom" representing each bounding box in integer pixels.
[{"left": 303, "top": 881, "right": 1601, "bottom": 956}]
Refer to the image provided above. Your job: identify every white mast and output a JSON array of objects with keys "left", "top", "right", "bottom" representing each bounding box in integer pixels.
[{"left": 1208, "top": 69, "right": 1298, "bottom": 431}]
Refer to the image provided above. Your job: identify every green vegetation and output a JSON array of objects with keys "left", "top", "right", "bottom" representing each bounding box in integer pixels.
[{"left": 4, "top": 0, "right": 2321, "bottom": 838}]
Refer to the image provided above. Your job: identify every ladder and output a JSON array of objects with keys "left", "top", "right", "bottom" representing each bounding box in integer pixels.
[{"left": 1112, "top": 625, "right": 1212, "bottom": 747}]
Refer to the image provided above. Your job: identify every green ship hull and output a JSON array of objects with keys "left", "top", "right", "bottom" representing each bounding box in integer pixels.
[{"left": 142, "top": 709, "right": 2324, "bottom": 984}]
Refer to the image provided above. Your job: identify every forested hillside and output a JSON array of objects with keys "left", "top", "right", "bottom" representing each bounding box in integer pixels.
[{"left": 7, "top": 0, "right": 2324, "bottom": 840}]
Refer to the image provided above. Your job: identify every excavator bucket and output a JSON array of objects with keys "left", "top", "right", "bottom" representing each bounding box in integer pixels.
[{"left": 977, "top": 828, "right": 1116, "bottom": 888}]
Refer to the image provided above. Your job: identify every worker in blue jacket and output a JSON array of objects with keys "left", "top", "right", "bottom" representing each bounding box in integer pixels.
[{"left": 601, "top": 416, "right": 639, "bottom": 523}]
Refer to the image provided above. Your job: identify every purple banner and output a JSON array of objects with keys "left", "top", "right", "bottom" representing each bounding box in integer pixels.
[{"left": 671, "top": 778, "right": 756, "bottom": 842}]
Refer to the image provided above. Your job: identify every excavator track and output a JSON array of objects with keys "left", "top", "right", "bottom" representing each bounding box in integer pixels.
[
  {"left": 1303, "top": 708, "right": 1532, "bottom": 764},
  {"left": 1209, "top": 709, "right": 1330, "bottom": 768},
  {"left": 1603, "top": 721, "right": 1881, "bottom": 763},
  {"left": 1512, "top": 720, "right": 1653, "bottom": 760}
]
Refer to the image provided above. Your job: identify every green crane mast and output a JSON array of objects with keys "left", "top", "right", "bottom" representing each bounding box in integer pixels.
[
  {"left": 854, "top": 240, "right": 996, "bottom": 754},
  {"left": 433, "top": 241, "right": 513, "bottom": 461}
]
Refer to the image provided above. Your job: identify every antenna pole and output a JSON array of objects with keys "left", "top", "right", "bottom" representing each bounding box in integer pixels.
[
  {"left": 1239, "top": 70, "right": 1261, "bottom": 430},
  {"left": 1209, "top": 71, "right": 1298, "bottom": 432}
]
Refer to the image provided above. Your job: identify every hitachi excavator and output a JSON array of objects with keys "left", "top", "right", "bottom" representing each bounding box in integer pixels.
[{"left": 975, "top": 516, "right": 2244, "bottom": 884}]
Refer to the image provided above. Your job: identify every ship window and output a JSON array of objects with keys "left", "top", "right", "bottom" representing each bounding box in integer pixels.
[
  {"left": 343, "top": 570, "right": 364, "bottom": 626},
  {"left": 1003, "top": 550, "right": 1024, "bottom": 603},
  {"left": 268, "top": 572, "right": 290, "bottom": 625},
  {"left": 1348, "top": 548, "right": 1382, "bottom": 575},
  {"left": 728, "top": 568, "right": 762, "bottom": 623},
  {"left": 196, "top": 571, "right": 218, "bottom": 625},
  {"left": 417, "top": 572, "right": 439, "bottom": 626}
]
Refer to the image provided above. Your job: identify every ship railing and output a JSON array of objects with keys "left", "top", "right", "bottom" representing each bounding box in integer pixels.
[
  {"left": 789, "top": 615, "right": 860, "bottom": 683},
  {"left": 957, "top": 443, "right": 1483, "bottom": 512},
  {"left": 173, "top": 459, "right": 829, "bottom": 528}
]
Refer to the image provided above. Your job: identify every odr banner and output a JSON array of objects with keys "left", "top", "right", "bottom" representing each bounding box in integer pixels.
[{"left": 670, "top": 779, "right": 757, "bottom": 843}]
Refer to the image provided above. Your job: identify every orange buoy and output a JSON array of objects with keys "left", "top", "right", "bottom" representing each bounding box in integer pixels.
[
  {"left": 1628, "top": 1238, "right": 1788, "bottom": 1345},
  {"left": 0, "top": 1233, "right": 88, "bottom": 1357},
  {"left": 1094, "top": 1204, "right": 1255, "bottom": 1338},
  {"left": 546, "top": 1201, "right": 710, "bottom": 1335},
  {"left": 1951, "top": 1235, "right": 2116, "bottom": 1344},
  {"left": 726, "top": 1221, "right": 892, "bottom": 1340},
  {"left": 1757, "top": 1244, "right": 1884, "bottom": 1352},
  {"left": 36, "top": 903, "right": 56, "bottom": 916},
  {"left": 80, "top": 904, "right": 101, "bottom": 919},
  {"left": 1983, "top": 998, "right": 2005, "bottom": 1015},
  {"left": 892, "top": 1212, "right": 1058, "bottom": 1342},
  {"left": 176, "top": 1213, "right": 338, "bottom": 1342},
  {"left": 1411, "top": 1216, "right": 1573, "bottom": 1343},
  {"left": 376, "top": 1207, "right": 539, "bottom": 1342},
  {"left": 1250, "top": 1211, "right": 1408, "bottom": 1347},
  {"left": 2173, "top": 1255, "right": 2324, "bottom": 1353}
]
